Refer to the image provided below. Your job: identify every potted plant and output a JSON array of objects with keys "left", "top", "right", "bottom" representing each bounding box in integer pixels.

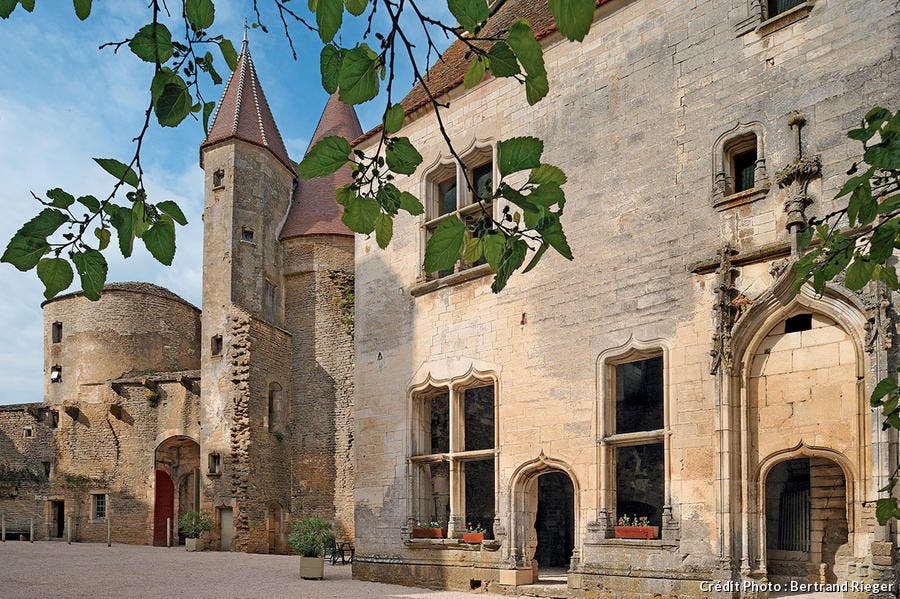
[
  {"left": 613, "top": 514, "right": 658, "bottom": 539},
  {"left": 287, "top": 516, "right": 335, "bottom": 580},
  {"left": 410, "top": 520, "right": 444, "bottom": 539},
  {"left": 462, "top": 521, "right": 486, "bottom": 544},
  {"left": 178, "top": 511, "right": 213, "bottom": 551}
]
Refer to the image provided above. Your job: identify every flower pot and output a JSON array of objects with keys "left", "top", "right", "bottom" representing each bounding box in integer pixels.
[
  {"left": 299, "top": 555, "right": 325, "bottom": 580},
  {"left": 411, "top": 527, "right": 444, "bottom": 539},
  {"left": 462, "top": 532, "right": 484, "bottom": 544},
  {"left": 185, "top": 537, "right": 205, "bottom": 551},
  {"left": 613, "top": 525, "right": 658, "bottom": 539}
]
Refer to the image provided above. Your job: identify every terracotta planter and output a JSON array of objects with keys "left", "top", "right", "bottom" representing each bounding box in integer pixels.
[
  {"left": 299, "top": 555, "right": 325, "bottom": 579},
  {"left": 411, "top": 527, "right": 444, "bottom": 539},
  {"left": 613, "top": 525, "right": 658, "bottom": 539},
  {"left": 185, "top": 537, "right": 205, "bottom": 551},
  {"left": 462, "top": 532, "right": 484, "bottom": 544}
]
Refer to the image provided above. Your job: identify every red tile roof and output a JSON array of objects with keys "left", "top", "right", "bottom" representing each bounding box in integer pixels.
[
  {"left": 200, "top": 40, "right": 295, "bottom": 175},
  {"left": 354, "top": 0, "right": 610, "bottom": 146},
  {"left": 280, "top": 93, "right": 362, "bottom": 239}
]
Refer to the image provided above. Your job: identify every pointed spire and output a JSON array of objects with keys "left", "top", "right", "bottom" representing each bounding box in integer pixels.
[
  {"left": 280, "top": 93, "right": 363, "bottom": 239},
  {"left": 200, "top": 32, "right": 295, "bottom": 175}
]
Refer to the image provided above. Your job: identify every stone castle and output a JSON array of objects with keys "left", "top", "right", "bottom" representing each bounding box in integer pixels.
[{"left": 3, "top": 0, "right": 900, "bottom": 597}]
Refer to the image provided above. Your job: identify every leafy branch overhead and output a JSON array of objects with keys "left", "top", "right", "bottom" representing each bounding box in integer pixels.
[{"left": 1, "top": 0, "right": 597, "bottom": 298}]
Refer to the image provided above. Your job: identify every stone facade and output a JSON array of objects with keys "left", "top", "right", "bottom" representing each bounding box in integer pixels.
[
  {"left": 0, "top": 41, "right": 357, "bottom": 553},
  {"left": 352, "top": 0, "right": 899, "bottom": 597}
]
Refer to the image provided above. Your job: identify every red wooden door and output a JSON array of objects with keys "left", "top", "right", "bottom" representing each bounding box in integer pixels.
[{"left": 154, "top": 470, "right": 174, "bottom": 546}]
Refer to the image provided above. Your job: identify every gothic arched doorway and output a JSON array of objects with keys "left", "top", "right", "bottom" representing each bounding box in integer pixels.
[
  {"left": 765, "top": 457, "right": 850, "bottom": 583},
  {"left": 533, "top": 471, "right": 575, "bottom": 573},
  {"left": 154, "top": 436, "right": 200, "bottom": 546}
]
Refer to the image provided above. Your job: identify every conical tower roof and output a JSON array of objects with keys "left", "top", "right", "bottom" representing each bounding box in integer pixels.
[
  {"left": 280, "top": 93, "right": 362, "bottom": 239},
  {"left": 200, "top": 36, "right": 295, "bottom": 175}
]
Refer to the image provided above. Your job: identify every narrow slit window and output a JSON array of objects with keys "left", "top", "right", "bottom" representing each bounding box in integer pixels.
[
  {"left": 41, "top": 461, "right": 51, "bottom": 477},
  {"left": 429, "top": 392, "right": 450, "bottom": 454},
  {"left": 211, "top": 335, "right": 223, "bottom": 356},
  {"left": 49, "top": 410, "right": 59, "bottom": 429},
  {"left": 208, "top": 453, "right": 222, "bottom": 475},
  {"left": 52, "top": 322, "right": 63, "bottom": 343},
  {"left": 733, "top": 148, "right": 757, "bottom": 192}
]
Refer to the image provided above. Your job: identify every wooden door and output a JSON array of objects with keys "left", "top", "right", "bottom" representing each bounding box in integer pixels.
[{"left": 153, "top": 470, "right": 174, "bottom": 546}]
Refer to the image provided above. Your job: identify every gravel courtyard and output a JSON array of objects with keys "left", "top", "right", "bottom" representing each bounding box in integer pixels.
[{"left": 0, "top": 541, "right": 506, "bottom": 599}]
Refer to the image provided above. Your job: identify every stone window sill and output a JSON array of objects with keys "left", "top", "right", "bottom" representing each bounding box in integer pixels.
[
  {"left": 404, "top": 538, "right": 501, "bottom": 551},
  {"left": 714, "top": 185, "right": 769, "bottom": 211},
  {"left": 410, "top": 263, "right": 492, "bottom": 297},
  {"left": 586, "top": 538, "right": 678, "bottom": 549},
  {"left": 756, "top": 2, "right": 814, "bottom": 36},
  {"left": 206, "top": 472, "right": 221, "bottom": 478}
]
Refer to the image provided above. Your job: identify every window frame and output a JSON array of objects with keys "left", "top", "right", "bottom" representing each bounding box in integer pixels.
[
  {"left": 598, "top": 341, "right": 671, "bottom": 538},
  {"left": 207, "top": 453, "right": 222, "bottom": 476},
  {"left": 712, "top": 123, "right": 769, "bottom": 211},
  {"left": 409, "top": 373, "right": 499, "bottom": 539},
  {"left": 91, "top": 492, "right": 107, "bottom": 521},
  {"left": 421, "top": 145, "right": 497, "bottom": 282}
]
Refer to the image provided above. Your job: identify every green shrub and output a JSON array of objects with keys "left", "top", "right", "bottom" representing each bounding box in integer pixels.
[
  {"left": 178, "top": 511, "right": 213, "bottom": 539},
  {"left": 287, "top": 516, "right": 335, "bottom": 558}
]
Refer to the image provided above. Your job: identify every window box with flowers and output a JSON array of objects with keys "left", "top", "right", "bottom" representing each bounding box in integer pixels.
[
  {"left": 461, "top": 521, "right": 487, "bottom": 544},
  {"left": 614, "top": 515, "right": 658, "bottom": 540},
  {"left": 411, "top": 520, "right": 446, "bottom": 539}
]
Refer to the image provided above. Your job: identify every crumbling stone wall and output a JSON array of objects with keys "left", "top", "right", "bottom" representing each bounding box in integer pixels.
[{"left": 0, "top": 404, "right": 53, "bottom": 538}]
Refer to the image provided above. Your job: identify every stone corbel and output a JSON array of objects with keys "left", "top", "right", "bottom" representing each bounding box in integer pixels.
[{"left": 661, "top": 504, "right": 681, "bottom": 541}]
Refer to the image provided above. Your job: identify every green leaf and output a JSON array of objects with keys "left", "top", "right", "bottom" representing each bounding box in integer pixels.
[
  {"left": 47, "top": 188, "right": 75, "bottom": 209},
  {"left": 424, "top": 216, "right": 466, "bottom": 273},
  {"left": 881, "top": 264, "right": 900, "bottom": 290},
  {"left": 487, "top": 42, "right": 519, "bottom": 77},
  {"left": 344, "top": 0, "right": 367, "bottom": 16},
  {"left": 320, "top": 45, "right": 343, "bottom": 94},
  {"left": 342, "top": 196, "right": 380, "bottom": 234},
  {"left": 386, "top": 137, "right": 423, "bottom": 175},
  {"left": 77, "top": 195, "right": 101, "bottom": 213},
  {"left": 507, "top": 20, "right": 545, "bottom": 77},
  {"left": 154, "top": 75, "right": 192, "bottom": 127},
  {"left": 73, "top": 0, "right": 91, "bottom": 20},
  {"left": 491, "top": 237, "right": 528, "bottom": 292},
  {"left": 845, "top": 256, "right": 875, "bottom": 291},
  {"left": 376, "top": 183, "right": 402, "bottom": 214},
  {"left": 851, "top": 179, "right": 875, "bottom": 226},
  {"left": 129, "top": 23, "right": 173, "bottom": 63},
  {"left": 399, "top": 192, "right": 424, "bottom": 216},
  {"left": 143, "top": 216, "right": 176, "bottom": 265},
  {"left": 298, "top": 135, "right": 352, "bottom": 179},
  {"left": 498, "top": 136, "right": 544, "bottom": 177},
  {"left": 529, "top": 164, "right": 567, "bottom": 186},
  {"left": 548, "top": 0, "right": 595, "bottom": 42},
  {"left": 37, "top": 258, "right": 74, "bottom": 299},
  {"left": 528, "top": 183, "right": 565, "bottom": 208},
  {"left": 448, "top": 0, "right": 489, "bottom": 33},
  {"left": 19, "top": 0, "right": 33, "bottom": 12},
  {"left": 108, "top": 205, "right": 135, "bottom": 258},
  {"left": 132, "top": 202, "right": 150, "bottom": 238},
  {"left": 219, "top": 39, "right": 238, "bottom": 71},
  {"left": 201, "top": 52, "right": 222, "bottom": 84},
  {"left": 185, "top": 0, "right": 215, "bottom": 31},
  {"left": 71, "top": 249, "right": 107, "bottom": 301},
  {"left": 94, "top": 158, "right": 139, "bottom": 188},
  {"left": 464, "top": 237, "right": 483, "bottom": 264},
  {"left": 866, "top": 142, "right": 900, "bottom": 170},
  {"left": 1, "top": 234, "right": 49, "bottom": 271},
  {"left": 94, "top": 227, "right": 110, "bottom": 250},
  {"left": 20, "top": 209, "right": 68, "bottom": 239},
  {"left": 464, "top": 56, "right": 486, "bottom": 89},
  {"left": 524, "top": 72, "right": 549, "bottom": 105},
  {"left": 869, "top": 219, "right": 898, "bottom": 263},
  {"left": 876, "top": 497, "right": 899, "bottom": 526},
  {"left": 384, "top": 104, "right": 404, "bottom": 135},
  {"left": 317, "top": 0, "right": 343, "bottom": 43},
  {"left": 482, "top": 232, "right": 504, "bottom": 271},
  {"left": 157, "top": 200, "right": 188, "bottom": 226},
  {"left": 338, "top": 45, "right": 380, "bottom": 105},
  {"left": 872, "top": 377, "right": 898, "bottom": 404},
  {"left": 202, "top": 101, "right": 215, "bottom": 133},
  {"left": 522, "top": 241, "right": 548, "bottom": 273},
  {"left": 541, "top": 215, "right": 573, "bottom": 260},
  {"left": 374, "top": 213, "right": 393, "bottom": 249},
  {"left": 0, "top": 0, "right": 15, "bottom": 19}
]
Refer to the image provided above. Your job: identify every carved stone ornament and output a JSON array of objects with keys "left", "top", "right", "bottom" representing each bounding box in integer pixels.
[
  {"left": 777, "top": 156, "right": 821, "bottom": 230},
  {"left": 862, "top": 283, "right": 895, "bottom": 354},
  {"left": 710, "top": 244, "right": 748, "bottom": 375}
]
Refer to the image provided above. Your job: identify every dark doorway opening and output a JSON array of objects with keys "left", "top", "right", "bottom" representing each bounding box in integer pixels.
[
  {"left": 51, "top": 500, "right": 64, "bottom": 538},
  {"left": 154, "top": 470, "right": 174, "bottom": 546},
  {"left": 533, "top": 471, "right": 574, "bottom": 572}
]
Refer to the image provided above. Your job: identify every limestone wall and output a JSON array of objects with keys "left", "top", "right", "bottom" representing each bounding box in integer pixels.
[{"left": 352, "top": 0, "right": 898, "bottom": 593}]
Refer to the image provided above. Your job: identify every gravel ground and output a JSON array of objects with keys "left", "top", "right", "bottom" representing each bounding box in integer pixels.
[{"left": 0, "top": 541, "right": 508, "bottom": 599}]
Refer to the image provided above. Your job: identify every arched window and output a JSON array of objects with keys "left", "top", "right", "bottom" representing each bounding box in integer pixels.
[
  {"left": 268, "top": 383, "right": 283, "bottom": 434},
  {"left": 712, "top": 122, "right": 769, "bottom": 210}
]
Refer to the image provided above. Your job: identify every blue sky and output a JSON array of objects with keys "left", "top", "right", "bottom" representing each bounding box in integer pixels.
[{"left": 0, "top": 2, "right": 451, "bottom": 404}]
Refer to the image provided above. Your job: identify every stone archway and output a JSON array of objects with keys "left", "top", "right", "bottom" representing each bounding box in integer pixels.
[
  {"left": 154, "top": 436, "right": 200, "bottom": 546},
  {"left": 763, "top": 456, "right": 850, "bottom": 584}
]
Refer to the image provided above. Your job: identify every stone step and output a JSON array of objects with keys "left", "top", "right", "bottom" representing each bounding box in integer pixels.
[{"left": 502, "top": 583, "right": 576, "bottom": 599}]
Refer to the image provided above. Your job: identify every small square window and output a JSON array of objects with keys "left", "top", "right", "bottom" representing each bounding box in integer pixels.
[
  {"left": 241, "top": 227, "right": 255, "bottom": 243},
  {"left": 208, "top": 453, "right": 221, "bottom": 475},
  {"left": 50, "top": 365, "right": 62, "bottom": 383},
  {"left": 92, "top": 493, "right": 106, "bottom": 520},
  {"left": 23, "top": 426, "right": 33, "bottom": 438},
  {"left": 211, "top": 335, "right": 223, "bottom": 357},
  {"left": 213, "top": 169, "right": 225, "bottom": 189},
  {"left": 52, "top": 322, "right": 63, "bottom": 343}
]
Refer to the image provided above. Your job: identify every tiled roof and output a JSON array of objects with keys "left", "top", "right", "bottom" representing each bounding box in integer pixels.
[
  {"left": 280, "top": 93, "right": 362, "bottom": 239},
  {"left": 354, "top": 0, "right": 609, "bottom": 146},
  {"left": 200, "top": 39, "right": 295, "bottom": 175}
]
